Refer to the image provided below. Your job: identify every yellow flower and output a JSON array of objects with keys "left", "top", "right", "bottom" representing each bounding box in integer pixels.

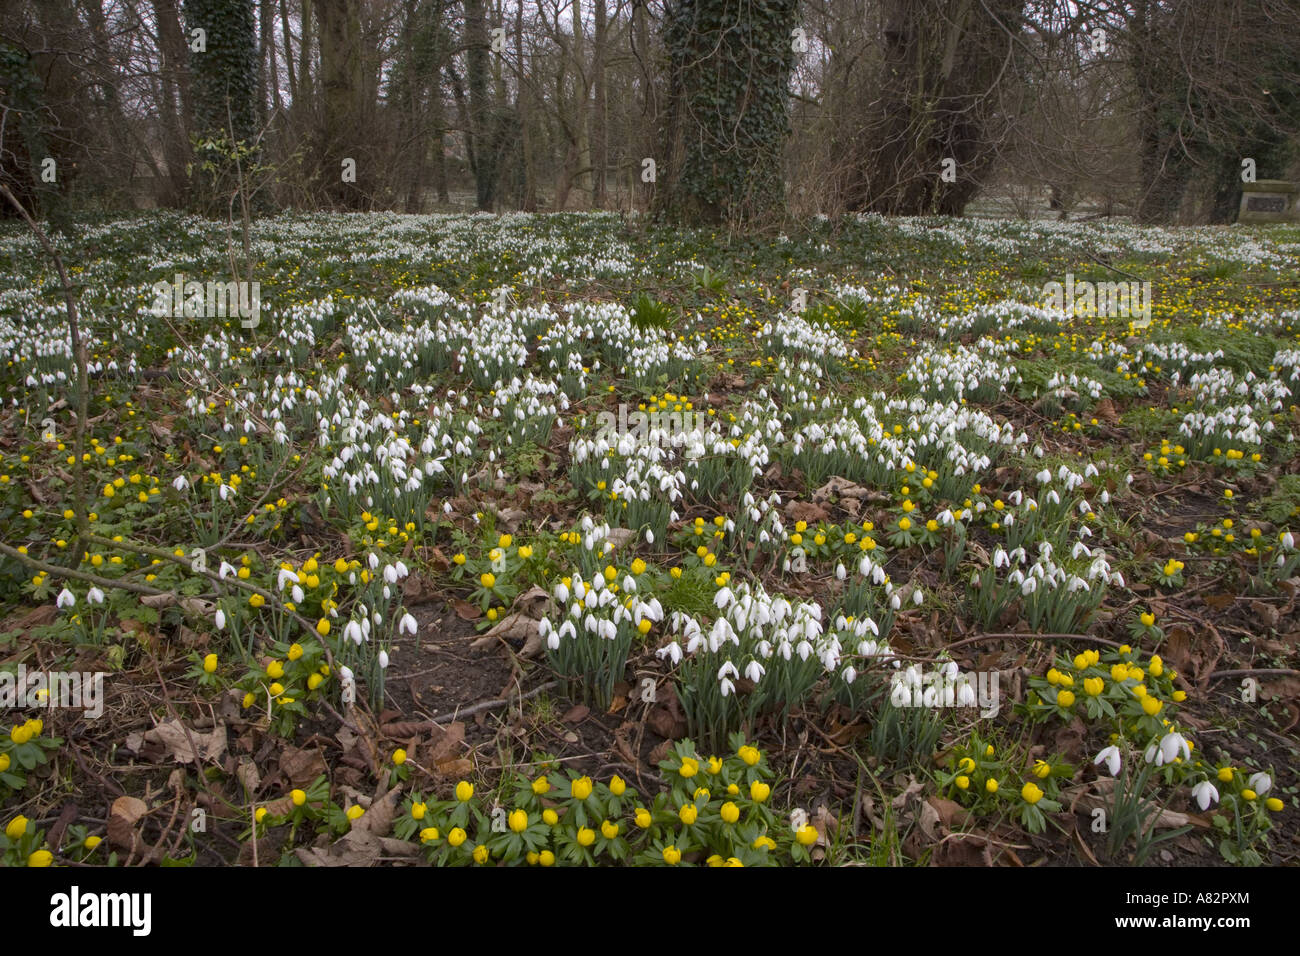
[
  {"left": 266, "top": 660, "right": 284, "bottom": 680},
  {"left": 346, "top": 805, "right": 364, "bottom": 822},
  {"left": 202, "top": 653, "right": 218, "bottom": 673},
  {"left": 1142, "top": 696, "right": 1162, "bottom": 716},
  {"left": 411, "top": 802, "right": 426, "bottom": 820},
  {"left": 1140, "top": 612, "right": 1155, "bottom": 627},
  {"left": 509, "top": 809, "right": 528, "bottom": 833},
  {"left": 986, "top": 778, "right": 999, "bottom": 794},
  {"left": 1217, "top": 767, "right": 1234, "bottom": 783},
  {"left": 531, "top": 776, "right": 550, "bottom": 795},
  {"left": 678, "top": 757, "right": 699, "bottom": 778},
  {"left": 609, "top": 775, "right": 626, "bottom": 796},
  {"left": 480, "top": 572, "right": 495, "bottom": 588},
  {"left": 255, "top": 807, "right": 268, "bottom": 823},
  {"left": 601, "top": 819, "right": 620, "bottom": 839},
  {"left": 1033, "top": 760, "right": 1051, "bottom": 779},
  {"left": 662, "top": 845, "right": 682, "bottom": 865},
  {"left": 795, "top": 824, "right": 818, "bottom": 846},
  {"left": 753, "top": 835, "right": 777, "bottom": 851},
  {"left": 737, "top": 744, "right": 761, "bottom": 766},
  {"left": 5, "top": 816, "right": 28, "bottom": 840},
  {"left": 0, "top": 754, "right": 9, "bottom": 774},
  {"left": 571, "top": 776, "right": 593, "bottom": 800},
  {"left": 392, "top": 749, "right": 407, "bottom": 766},
  {"left": 1021, "top": 782, "right": 1044, "bottom": 804},
  {"left": 83, "top": 835, "right": 101, "bottom": 850},
  {"left": 1265, "top": 798, "right": 1283, "bottom": 812},
  {"left": 707, "top": 756, "right": 723, "bottom": 774},
  {"left": 1056, "top": 689, "right": 1075, "bottom": 708},
  {"left": 630, "top": 558, "right": 646, "bottom": 575},
  {"left": 242, "top": 691, "right": 256, "bottom": 709},
  {"left": 679, "top": 804, "right": 698, "bottom": 825},
  {"left": 750, "top": 781, "right": 771, "bottom": 803},
  {"left": 637, "top": 618, "right": 652, "bottom": 635},
  {"left": 287, "top": 788, "right": 306, "bottom": 807},
  {"left": 419, "top": 827, "right": 440, "bottom": 843},
  {"left": 959, "top": 757, "right": 976, "bottom": 773},
  {"left": 447, "top": 827, "right": 467, "bottom": 846},
  {"left": 634, "top": 808, "right": 651, "bottom": 828},
  {"left": 706, "top": 853, "right": 724, "bottom": 867},
  {"left": 1172, "top": 690, "right": 1186, "bottom": 702},
  {"left": 720, "top": 801, "right": 740, "bottom": 824},
  {"left": 1148, "top": 655, "right": 1163, "bottom": 677},
  {"left": 1084, "top": 677, "right": 1105, "bottom": 697},
  {"left": 249, "top": 593, "right": 265, "bottom": 608},
  {"left": 955, "top": 775, "right": 970, "bottom": 790},
  {"left": 1242, "top": 789, "right": 1257, "bottom": 801},
  {"left": 539, "top": 850, "right": 555, "bottom": 866},
  {"left": 28, "top": 850, "right": 53, "bottom": 868},
  {"left": 542, "top": 809, "right": 559, "bottom": 826},
  {"left": 1073, "top": 653, "right": 1089, "bottom": 670},
  {"left": 455, "top": 780, "right": 474, "bottom": 802},
  {"left": 472, "top": 844, "right": 490, "bottom": 864},
  {"left": 307, "top": 673, "right": 324, "bottom": 691}
]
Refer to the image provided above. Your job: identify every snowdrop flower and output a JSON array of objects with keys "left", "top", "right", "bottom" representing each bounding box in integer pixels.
[
  {"left": 835, "top": 563, "right": 847, "bottom": 581},
  {"left": 172, "top": 475, "right": 190, "bottom": 492},
  {"left": 714, "top": 586, "right": 734, "bottom": 610},
  {"left": 1095, "top": 745, "right": 1121, "bottom": 776},
  {"left": 1191, "top": 780, "right": 1219, "bottom": 810},
  {"left": 87, "top": 586, "right": 104, "bottom": 605},
  {"left": 912, "top": 587, "right": 924, "bottom": 606},
  {"left": 1247, "top": 772, "right": 1272, "bottom": 796},
  {"left": 1158, "top": 731, "right": 1191, "bottom": 765},
  {"left": 383, "top": 564, "right": 399, "bottom": 585},
  {"left": 719, "top": 677, "right": 736, "bottom": 697},
  {"left": 378, "top": 650, "right": 390, "bottom": 669},
  {"left": 215, "top": 609, "right": 226, "bottom": 630},
  {"left": 277, "top": 568, "right": 299, "bottom": 590},
  {"left": 399, "top": 613, "right": 418, "bottom": 636},
  {"left": 219, "top": 561, "right": 236, "bottom": 579},
  {"left": 57, "top": 588, "right": 75, "bottom": 609},
  {"left": 292, "top": 585, "right": 305, "bottom": 604},
  {"left": 345, "top": 620, "right": 364, "bottom": 645},
  {"left": 745, "top": 660, "right": 765, "bottom": 683},
  {"left": 367, "top": 552, "right": 380, "bottom": 570}
]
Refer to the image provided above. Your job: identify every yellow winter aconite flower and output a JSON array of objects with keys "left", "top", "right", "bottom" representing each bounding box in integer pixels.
[
  {"left": 1142, "top": 696, "right": 1162, "bottom": 716},
  {"left": 538, "top": 850, "right": 555, "bottom": 866},
  {"left": 509, "top": 809, "right": 528, "bottom": 833},
  {"left": 678, "top": 757, "right": 699, "bottom": 778},
  {"left": 532, "top": 776, "right": 550, "bottom": 795},
  {"left": 986, "top": 778, "right": 999, "bottom": 794},
  {"left": 5, "top": 816, "right": 28, "bottom": 840},
  {"left": 750, "top": 781, "right": 771, "bottom": 802},
  {"left": 958, "top": 757, "right": 976, "bottom": 773},
  {"left": 737, "top": 744, "right": 761, "bottom": 766},
  {"left": 346, "top": 805, "right": 364, "bottom": 822},
  {"left": 1265, "top": 798, "right": 1283, "bottom": 812},
  {"left": 242, "top": 691, "right": 256, "bottom": 708},
  {"left": 662, "top": 845, "right": 682, "bottom": 865},
  {"left": 795, "top": 825, "right": 818, "bottom": 846},
  {"left": 0, "top": 754, "right": 9, "bottom": 774},
  {"left": 542, "top": 809, "right": 559, "bottom": 826},
  {"left": 609, "top": 775, "right": 626, "bottom": 796},
  {"left": 1242, "top": 789, "right": 1257, "bottom": 801},
  {"left": 570, "top": 776, "right": 593, "bottom": 800},
  {"left": 392, "top": 749, "right": 407, "bottom": 766},
  {"left": 83, "top": 836, "right": 101, "bottom": 850},
  {"left": 419, "top": 827, "right": 440, "bottom": 843},
  {"left": 1217, "top": 767, "right": 1234, "bottom": 783},
  {"left": 1140, "top": 612, "right": 1155, "bottom": 627},
  {"left": 448, "top": 827, "right": 467, "bottom": 846},
  {"left": 203, "top": 653, "right": 218, "bottom": 673},
  {"left": 28, "top": 850, "right": 54, "bottom": 868},
  {"left": 955, "top": 775, "right": 970, "bottom": 790},
  {"left": 290, "top": 788, "right": 307, "bottom": 807},
  {"left": 1033, "top": 760, "right": 1051, "bottom": 779},
  {"left": 719, "top": 801, "right": 741, "bottom": 824},
  {"left": 1056, "top": 689, "right": 1075, "bottom": 708},
  {"left": 480, "top": 572, "right": 495, "bottom": 588},
  {"left": 679, "top": 804, "right": 698, "bottom": 825},
  {"left": 1084, "top": 677, "right": 1105, "bottom": 697},
  {"left": 601, "top": 819, "right": 620, "bottom": 839},
  {"left": 473, "top": 844, "right": 490, "bottom": 864},
  {"left": 411, "top": 802, "right": 426, "bottom": 821},
  {"left": 266, "top": 660, "right": 284, "bottom": 680}
]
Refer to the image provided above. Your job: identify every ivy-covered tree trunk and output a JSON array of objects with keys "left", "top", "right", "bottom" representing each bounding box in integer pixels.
[
  {"left": 656, "top": 0, "right": 800, "bottom": 226},
  {"left": 184, "top": 0, "right": 259, "bottom": 214}
]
